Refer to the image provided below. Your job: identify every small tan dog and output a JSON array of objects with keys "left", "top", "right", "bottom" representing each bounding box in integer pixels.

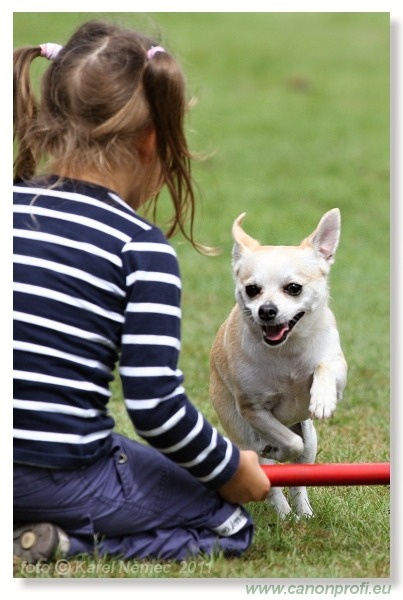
[{"left": 210, "top": 209, "right": 347, "bottom": 517}]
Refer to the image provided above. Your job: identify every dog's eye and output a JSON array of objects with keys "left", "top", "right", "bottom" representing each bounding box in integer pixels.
[
  {"left": 285, "top": 283, "right": 302, "bottom": 296},
  {"left": 245, "top": 284, "right": 261, "bottom": 298}
]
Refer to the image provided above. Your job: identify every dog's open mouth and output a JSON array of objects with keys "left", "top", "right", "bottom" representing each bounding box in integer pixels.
[{"left": 262, "top": 311, "right": 305, "bottom": 346}]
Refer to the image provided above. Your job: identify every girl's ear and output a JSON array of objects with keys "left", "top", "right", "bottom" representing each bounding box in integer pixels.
[{"left": 138, "top": 127, "right": 157, "bottom": 165}]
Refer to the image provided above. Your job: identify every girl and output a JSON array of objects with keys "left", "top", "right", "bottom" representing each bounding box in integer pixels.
[{"left": 13, "top": 19, "right": 270, "bottom": 563}]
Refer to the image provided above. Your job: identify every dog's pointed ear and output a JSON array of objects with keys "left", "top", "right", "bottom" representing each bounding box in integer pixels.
[
  {"left": 232, "top": 213, "right": 260, "bottom": 264},
  {"left": 302, "top": 208, "right": 341, "bottom": 264}
]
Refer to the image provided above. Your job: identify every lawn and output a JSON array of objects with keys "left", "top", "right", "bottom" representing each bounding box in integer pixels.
[{"left": 13, "top": 11, "right": 390, "bottom": 580}]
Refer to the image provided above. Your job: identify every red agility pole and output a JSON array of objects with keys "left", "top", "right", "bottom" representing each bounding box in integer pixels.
[{"left": 261, "top": 462, "right": 390, "bottom": 487}]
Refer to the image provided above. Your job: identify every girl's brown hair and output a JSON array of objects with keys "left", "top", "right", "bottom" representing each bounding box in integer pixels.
[{"left": 14, "top": 20, "right": 201, "bottom": 249}]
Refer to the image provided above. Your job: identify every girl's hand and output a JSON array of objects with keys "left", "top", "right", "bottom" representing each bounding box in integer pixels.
[{"left": 217, "top": 450, "right": 271, "bottom": 504}]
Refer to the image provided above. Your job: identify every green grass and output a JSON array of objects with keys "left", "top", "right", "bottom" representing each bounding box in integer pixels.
[{"left": 13, "top": 12, "right": 390, "bottom": 580}]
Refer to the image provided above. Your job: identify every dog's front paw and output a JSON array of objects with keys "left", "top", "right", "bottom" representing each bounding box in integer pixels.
[
  {"left": 309, "top": 373, "right": 337, "bottom": 419},
  {"left": 262, "top": 435, "right": 304, "bottom": 462},
  {"left": 309, "top": 397, "right": 336, "bottom": 419}
]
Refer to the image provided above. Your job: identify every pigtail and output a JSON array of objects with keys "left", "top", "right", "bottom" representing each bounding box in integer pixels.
[
  {"left": 142, "top": 52, "right": 197, "bottom": 247},
  {"left": 13, "top": 46, "right": 42, "bottom": 182}
]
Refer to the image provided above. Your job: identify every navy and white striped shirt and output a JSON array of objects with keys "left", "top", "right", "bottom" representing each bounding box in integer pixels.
[{"left": 13, "top": 177, "right": 239, "bottom": 489}]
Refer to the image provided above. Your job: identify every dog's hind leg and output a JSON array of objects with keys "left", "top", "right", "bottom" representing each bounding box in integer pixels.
[
  {"left": 260, "top": 457, "right": 293, "bottom": 517},
  {"left": 288, "top": 420, "right": 317, "bottom": 518}
]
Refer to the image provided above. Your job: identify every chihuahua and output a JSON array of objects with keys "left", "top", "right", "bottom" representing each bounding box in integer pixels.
[{"left": 210, "top": 209, "right": 347, "bottom": 517}]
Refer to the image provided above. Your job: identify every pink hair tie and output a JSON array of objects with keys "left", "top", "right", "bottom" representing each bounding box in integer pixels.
[
  {"left": 40, "top": 43, "right": 63, "bottom": 61},
  {"left": 146, "top": 46, "right": 166, "bottom": 60}
]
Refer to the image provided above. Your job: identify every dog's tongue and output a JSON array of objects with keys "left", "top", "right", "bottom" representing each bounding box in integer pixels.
[{"left": 264, "top": 323, "right": 290, "bottom": 342}]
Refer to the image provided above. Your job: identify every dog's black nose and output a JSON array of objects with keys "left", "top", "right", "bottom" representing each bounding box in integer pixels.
[{"left": 258, "top": 303, "right": 278, "bottom": 321}]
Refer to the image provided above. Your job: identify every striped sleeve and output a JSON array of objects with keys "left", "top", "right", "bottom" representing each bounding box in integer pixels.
[{"left": 119, "top": 228, "right": 240, "bottom": 489}]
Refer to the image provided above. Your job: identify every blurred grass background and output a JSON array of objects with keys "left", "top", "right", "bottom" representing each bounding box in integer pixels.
[{"left": 13, "top": 12, "right": 390, "bottom": 579}]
